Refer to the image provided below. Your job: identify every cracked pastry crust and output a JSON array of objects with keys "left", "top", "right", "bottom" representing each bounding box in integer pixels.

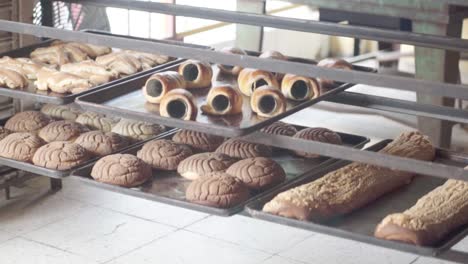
[
  {"left": 91, "top": 153, "right": 152, "bottom": 187},
  {"left": 292, "top": 128, "right": 342, "bottom": 158},
  {"left": 216, "top": 138, "right": 272, "bottom": 159},
  {"left": 263, "top": 131, "right": 436, "bottom": 221},
  {"left": 216, "top": 47, "right": 247, "bottom": 75},
  {"left": 5, "top": 111, "right": 51, "bottom": 133},
  {"left": 60, "top": 60, "right": 118, "bottom": 85},
  {"left": 172, "top": 130, "right": 224, "bottom": 152},
  {"left": 260, "top": 122, "right": 297, "bottom": 137},
  {"left": 111, "top": 119, "right": 165, "bottom": 142},
  {"left": 0, "top": 68, "right": 28, "bottom": 89},
  {"left": 178, "top": 60, "right": 213, "bottom": 89},
  {"left": 75, "top": 131, "right": 129, "bottom": 156},
  {"left": 32, "top": 141, "right": 90, "bottom": 170},
  {"left": 0, "top": 132, "right": 45, "bottom": 162},
  {"left": 375, "top": 175, "right": 468, "bottom": 246},
  {"left": 177, "top": 152, "right": 237, "bottom": 180},
  {"left": 38, "top": 120, "right": 89, "bottom": 143},
  {"left": 76, "top": 112, "right": 119, "bottom": 132},
  {"left": 226, "top": 157, "right": 286, "bottom": 191},
  {"left": 238, "top": 68, "right": 279, "bottom": 97},
  {"left": 137, "top": 139, "right": 192, "bottom": 170},
  {"left": 35, "top": 68, "right": 93, "bottom": 94},
  {"left": 40, "top": 104, "right": 82, "bottom": 121},
  {"left": 185, "top": 172, "right": 250, "bottom": 208}
]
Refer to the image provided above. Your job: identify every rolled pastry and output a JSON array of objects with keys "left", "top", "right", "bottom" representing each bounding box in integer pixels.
[
  {"left": 238, "top": 68, "right": 279, "bottom": 97},
  {"left": 178, "top": 60, "right": 212, "bottom": 89},
  {"left": 143, "top": 71, "right": 186, "bottom": 104},
  {"left": 160, "top": 88, "right": 198, "bottom": 121},
  {"left": 317, "top": 58, "right": 352, "bottom": 89},
  {"left": 281, "top": 74, "right": 320, "bottom": 101},
  {"left": 259, "top": 50, "right": 287, "bottom": 81},
  {"left": 61, "top": 60, "right": 118, "bottom": 85},
  {"left": 201, "top": 85, "right": 243, "bottom": 116},
  {"left": 0, "top": 68, "right": 28, "bottom": 89},
  {"left": 251, "top": 86, "right": 287, "bottom": 118},
  {"left": 216, "top": 47, "right": 247, "bottom": 75},
  {"left": 35, "top": 68, "right": 92, "bottom": 94}
]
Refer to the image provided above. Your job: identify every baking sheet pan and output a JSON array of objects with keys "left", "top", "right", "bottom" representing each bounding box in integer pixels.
[
  {"left": 0, "top": 30, "right": 207, "bottom": 104},
  {"left": 70, "top": 126, "right": 369, "bottom": 216},
  {"left": 0, "top": 129, "right": 176, "bottom": 179},
  {"left": 245, "top": 140, "right": 468, "bottom": 256},
  {"left": 76, "top": 53, "right": 375, "bottom": 137}
]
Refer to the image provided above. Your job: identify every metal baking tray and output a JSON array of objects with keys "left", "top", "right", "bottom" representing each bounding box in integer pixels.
[
  {"left": 0, "top": 129, "right": 176, "bottom": 179},
  {"left": 245, "top": 139, "right": 468, "bottom": 257},
  {"left": 0, "top": 30, "right": 208, "bottom": 104},
  {"left": 70, "top": 126, "right": 369, "bottom": 216},
  {"left": 76, "top": 54, "right": 375, "bottom": 137}
]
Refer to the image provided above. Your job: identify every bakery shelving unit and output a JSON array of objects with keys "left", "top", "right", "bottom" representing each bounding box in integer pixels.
[{"left": 1, "top": 0, "right": 468, "bottom": 262}]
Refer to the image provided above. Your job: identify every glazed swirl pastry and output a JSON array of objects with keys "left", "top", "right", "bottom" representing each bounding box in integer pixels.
[
  {"left": 292, "top": 128, "right": 342, "bottom": 158},
  {"left": 201, "top": 85, "right": 243, "bottom": 116},
  {"left": 111, "top": 119, "right": 165, "bottom": 142},
  {"left": 137, "top": 139, "right": 193, "bottom": 170},
  {"left": 216, "top": 138, "right": 272, "bottom": 159},
  {"left": 259, "top": 50, "right": 287, "bottom": 81},
  {"left": 177, "top": 152, "right": 237, "bottom": 180},
  {"left": 251, "top": 86, "right": 287, "bottom": 118},
  {"left": 5, "top": 111, "right": 51, "bottom": 133},
  {"left": 143, "top": 71, "right": 186, "bottom": 104},
  {"left": 160, "top": 89, "right": 198, "bottom": 121},
  {"left": 238, "top": 68, "right": 279, "bottom": 96},
  {"left": 186, "top": 172, "right": 250, "bottom": 208},
  {"left": 260, "top": 122, "right": 297, "bottom": 136},
  {"left": 91, "top": 154, "right": 152, "bottom": 187},
  {"left": 317, "top": 58, "right": 352, "bottom": 90},
  {"left": 76, "top": 112, "right": 119, "bottom": 132},
  {"left": 217, "top": 47, "right": 247, "bottom": 75},
  {"left": 38, "top": 120, "right": 89, "bottom": 142},
  {"left": 32, "top": 141, "right": 90, "bottom": 170},
  {"left": 0, "top": 133, "right": 45, "bottom": 162},
  {"left": 172, "top": 130, "right": 224, "bottom": 152},
  {"left": 75, "top": 131, "right": 129, "bottom": 156},
  {"left": 40, "top": 104, "right": 82, "bottom": 121},
  {"left": 0, "top": 68, "right": 28, "bottom": 89},
  {"left": 178, "top": 60, "right": 213, "bottom": 89},
  {"left": 281, "top": 74, "right": 320, "bottom": 101}
]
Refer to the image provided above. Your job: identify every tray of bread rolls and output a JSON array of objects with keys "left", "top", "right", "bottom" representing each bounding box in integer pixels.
[
  {"left": 70, "top": 123, "right": 369, "bottom": 216},
  {"left": 75, "top": 48, "right": 375, "bottom": 137},
  {"left": 246, "top": 133, "right": 468, "bottom": 256},
  {"left": 0, "top": 30, "right": 208, "bottom": 104},
  {"left": 0, "top": 104, "right": 175, "bottom": 178}
]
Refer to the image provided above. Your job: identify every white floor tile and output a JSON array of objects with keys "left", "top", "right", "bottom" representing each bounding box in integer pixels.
[
  {"left": 23, "top": 207, "right": 176, "bottom": 263},
  {"left": 108, "top": 230, "right": 271, "bottom": 264},
  {"left": 186, "top": 215, "right": 313, "bottom": 254},
  {"left": 0, "top": 237, "right": 97, "bottom": 264},
  {"left": 259, "top": 255, "right": 306, "bottom": 264},
  {"left": 0, "top": 230, "right": 15, "bottom": 244},
  {"left": 278, "top": 234, "right": 418, "bottom": 264}
]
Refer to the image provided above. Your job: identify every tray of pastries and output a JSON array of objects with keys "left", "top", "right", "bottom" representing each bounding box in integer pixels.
[
  {"left": 246, "top": 131, "right": 468, "bottom": 256},
  {"left": 0, "top": 30, "right": 208, "bottom": 104},
  {"left": 70, "top": 122, "right": 369, "bottom": 216},
  {"left": 0, "top": 104, "right": 173, "bottom": 178},
  {"left": 75, "top": 48, "right": 375, "bottom": 137}
]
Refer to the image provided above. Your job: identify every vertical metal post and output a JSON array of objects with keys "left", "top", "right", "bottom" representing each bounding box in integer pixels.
[{"left": 235, "top": 0, "right": 265, "bottom": 51}]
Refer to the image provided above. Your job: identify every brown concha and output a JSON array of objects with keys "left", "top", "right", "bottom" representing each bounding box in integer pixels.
[
  {"left": 76, "top": 112, "right": 119, "bottom": 132},
  {"left": 0, "top": 132, "right": 45, "bottom": 162},
  {"left": 215, "top": 138, "right": 272, "bottom": 159},
  {"left": 177, "top": 152, "right": 236, "bottom": 180},
  {"left": 137, "top": 139, "right": 192, "bottom": 170},
  {"left": 111, "top": 119, "right": 165, "bottom": 141},
  {"left": 5, "top": 111, "right": 51, "bottom": 133},
  {"left": 38, "top": 120, "right": 89, "bottom": 142},
  {"left": 91, "top": 153, "right": 152, "bottom": 187},
  {"left": 185, "top": 173, "right": 250, "bottom": 208},
  {"left": 172, "top": 130, "right": 224, "bottom": 152},
  {"left": 260, "top": 122, "right": 297, "bottom": 137},
  {"left": 32, "top": 141, "right": 90, "bottom": 170},
  {"left": 40, "top": 104, "right": 82, "bottom": 121},
  {"left": 293, "top": 127, "right": 342, "bottom": 158},
  {"left": 75, "top": 130, "right": 129, "bottom": 156}
]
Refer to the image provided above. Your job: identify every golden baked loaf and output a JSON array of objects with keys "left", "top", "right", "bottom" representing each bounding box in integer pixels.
[
  {"left": 263, "top": 131, "right": 435, "bottom": 221},
  {"left": 375, "top": 175, "right": 468, "bottom": 246},
  {"left": 317, "top": 58, "right": 352, "bottom": 90},
  {"left": 216, "top": 47, "right": 247, "bottom": 76},
  {"left": 32, "top": 141, "right": 90, "bottom": 170},
  {"left": 137, "top": 139, "right": 193, "bottom": 170},
  {"left": 5, "top": 111, "right": 51, "bottom": 133},
  {"left": 0, "top": 126, "right": 10, "bottom": 140},
  {"left": 281, "top": 74, "right": 320, "bottom": 101},
  {"left": 31, "top": 44, "right": 89, "bottom": 65},
  {"left": 123, "top": 50, "right": 170, "bottom": 70},
  {"left": 238, "top": 68, "right": 279, "bottom": 96},
  {"left": 91, "top": 154, "right": 152, "bottom": 187},
  {"left": 75, "top": 131, "right": 129, "bottom": 156},
  {"left": 216, "top": 138, "right": 272, "bottom": 159},
  {"left": 96, "top": 52, "right": 142, "bottom": 76},
  {"left": 177, "top": 152, "right": 236, "bottom": 180},
  {"left": 111, "top": 119, "right": 165, "bottom": 142},
  {"left": 0, "top": 56, "right": 48, "bottom": 79},
  {"left": 292, "top": 128, "right": 342, "bottom": 158},
  {"left": 143, "top": 71, "right": 186, "bottom": 104},
  {"left": 259, "top": 50, "right": 287, "bottom": 81},
  {"left": 35, "top": 68, "right": 93, "bottom": 94},
  {"left": 0, "top": 132, "right": 44, "bottom": 162},
  {"left": 40, "top": 104, "right": 82, "bottom": 121},
  {"left": 51, "top": 41, "right": 111, "bottom": 58},
  {"left": 178, "top": 60, "right": 212, "bottom": 89},
  {"left": 250, "top": 86, "right": 287, "bottom": 118},
  {"left": 260, "top": 122, "right": 297, "bottom": 136},
  {"left": 172, "top": 130, "right": 224, "bottom": 152},
  {"left": 60, "top": 60, "right": 118, "bottom": 86},
  {"left": 226, "top": 157, "right": 286, "bottom": 191},
  {"left": 201, "top": 85, "right": 243, "bottom": 116},
  {"left": 186, "top": 172, "right": 250, "bottom": 208},
  {"left": 159, "top": 89, "right": 198, "bottom": 121},
  {"left": 38, "top": 120, "right": 89, "bottom": 142},
  {"left": 76, "top": 112, "right": 119, "bottom": 132},
  {"left": 0, "top": 68, "right": 29, "bottom": 89}
]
